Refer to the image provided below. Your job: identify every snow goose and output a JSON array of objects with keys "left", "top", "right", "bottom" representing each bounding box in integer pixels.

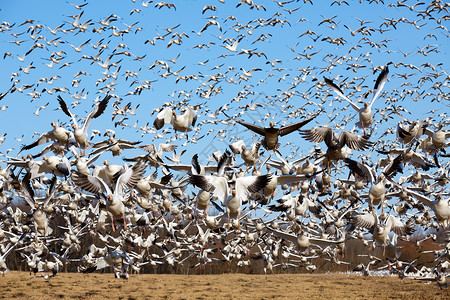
[
  {"left": 268, "top": 193, "right": 320, "bottom": 218},
  {"left": 72, "top": 162, "right": 145, "bottom": 231},
  {"left": 57, "top": 94, "right": 111, "bottom": 155},
  {"left": 419, "top": 123, "right": 450, "bottom": 155},
  {"left": 229, "top": 140, "right": 261, "bottom": 166},
  {"left": 153, "top": 106, "right": 197, "bottom": 132},
  {"left": 387, "top": 177, "right": 450, "bottom": 228},
  {"left": 414, "top": 271, "right": 448, "bottom": 289},
  {"left": 164, "top": 151, "right": 233, "bottom": 176},
  {"left": 300, "top": 126, "right": 372, "bottom": 170},
  {"left": 195, "top": 190, "right": 211, "bottom": 217},
  {"left": 345, "top": 154, "right": 403, "bottom": 211},
  {"left": 396, "top": 119, "right": 429, "bottom": 145},
  {"left": 135, "top": 172, "right": 173, "bottom": 200},
  {"left": 324, "top": 65, "right": 389, "bottom": 136},
  {"left": 91, "top": 160, "right": 123, "bottom": 186},
  {"left": 3, "top": 154, "right": 70, "bottom": 179},
  {"left": 20, "top": 122, "right": 72, "bottom": 153},
  {"left": 41, "top": 155, "right": 71, "bottom": 177},
  {"left": 352, "top": 211, "right": 414, "bottom": 246},
  {"left": 262, "top": 165, "right": 323, "bottom": 199},
  {"left": 73, "top": 152, "right": 101, "bottom": 176},
  {"left": 90, "top": 136, "right": 142, "bottom": 157},
  {"left": 429, "top": 123, "right": 450, "bottom": 150},
  {"left": 0, "top": 233, "right": 25, "bottom": 275},
  {"left": 265, "top": 226, "right": 345, "bottom": 252},
  {"left": 189, "top": 173, "right": 271, "bottom": 230},
  {"left": 224, "top": 110, "right": 321, "bottom": 150},
  {"left": 20, "top": 172, "right": 59, "bottom": 240}
]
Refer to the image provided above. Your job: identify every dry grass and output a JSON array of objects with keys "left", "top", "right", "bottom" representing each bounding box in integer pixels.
[{"left": 1, "top": 271, "right": 448, "bottom": 299}]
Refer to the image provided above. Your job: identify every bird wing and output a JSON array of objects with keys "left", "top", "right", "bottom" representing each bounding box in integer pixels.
[
  {"left": 229, "top": 140, "right": 245, "bottom": 154},
  {"left": 382, "top": 154, "right": 404, "bottom": 178},
  {"left": 154, "top": 107, "right": 172, "bottom": 130},
  {"left": 115, "top": 163, "right": 145, "bottom": 192},
  {"left": 116, "top": 140, "right": 142, "bottom": 148},
  {"left": 235, "top": 120, "right": 266, "bottom": 136},
  {"left": 339, "top": 131, "right": 372, "bottom": 150},
  {"left": 268, "top": 194, "right": 296, "bottom": 212},
  {"left": 20, "top": 172, "right": 35, "bottom": 208},
  {"left": 20, "top": 131, "right": 56, "bottom": 152},
  {"left": 275, "top": 173, "right": 319, "bottom": 186},
  {"left": 278, "top": 110, "right": 322, "bottom": 137},
  {"left": 396, "top": 124, "right": 412, "bottom": 140},
  {"left": 57, "top": 95, "right": 78, "bottom": 128},
  {"left": 56, "top": 156, "right": 71, "bottom": 177},
  {"left": 369, "top": 66, "right": 389, "bottom": 108},
  {"left": 82, "top": 94, "right": 111, "bottom": 132},
  {"left": 387, "top": 178, "right": 434, "bottom": 207},
  {"left": 265, "top": 227, "right": 298, "bottom": 245},
  {"left": 191, "top": 154, "right": 201, "bottom": 175},
  {"left": 324, "top": 77, "right": 360, "bottom": 112},
  {"left": 42, "top": 176, "right": 59, "bottom": 208},
  {"left": 353, "top": 212, "right": 376, "bottom": 230},
  {"left": 300, "top": 127, "right": 333, "bottom": 145},
  {"left": 308, "top": 235, "right": 346, "bottom": 245},
  {"left": 189, "top": 175, "right": 228, "bottom": 204},
  {"left": 186, "top": 107, "right": 197, "bottom": 127},
  {"left": 164, "top": 163, "right": 192, "bottom": 173},
  {"left": 216, "top": 150, "right": 232, "bottom": 176},
  {"left": 86, "top": 152, "right": 102, "bottom": 167},
  {"left": 385, "top": 215, "right": 414, "bottom": 236},
  {"left": 235, "top": 174, "right": 271, "bottom": 203},
  {"left": 3, "top": 159, "right": 32, "bottom": 169},
  {"left": 72, "top": 171, "right": 111, "bottom": 195},
  {"left": 30, "top": 143, "right": 60, "bottom": 159},
  {"left": 344, "top": 158, "right": 376, "bottom": 183}
]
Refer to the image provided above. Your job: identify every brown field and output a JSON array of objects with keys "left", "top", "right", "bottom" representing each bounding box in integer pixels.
[{"left": 0, "top": 271, "right": 448, "bottom": 299}]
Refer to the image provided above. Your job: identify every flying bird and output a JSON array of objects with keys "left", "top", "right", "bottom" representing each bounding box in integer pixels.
[
  {"left": 324, "top": 66, "right": 389, "bottom": 136},
  {"left": 57, "top": 94, "right": 111, "bottom": 155},
  {"left": 225, "top": 110, "right": 322, "bottom": 150}
]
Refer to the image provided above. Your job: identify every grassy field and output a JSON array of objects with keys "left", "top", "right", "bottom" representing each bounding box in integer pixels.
[{"left": 0, "top": 271, "right": 448, "bottom": 299}]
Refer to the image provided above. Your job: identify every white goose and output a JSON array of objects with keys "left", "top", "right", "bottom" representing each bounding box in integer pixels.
[
  {"left": 20, "top": 172, "right": 59, "bottom": 240},
  {"left": 20, "top": 122, "right": 72, "bottom": 153},
  {"left": 387, "top": 177, "right": 450, "bottom": 228},
  {"left": 189, "top": 173, "right": 271, "bottom": 230},
  {"left": 266, "top": 226, "right": 346, "bottom": 252},
  {"left": 153, "top": 106, "right": 197, "bottom": 132},
  {"left": 57, "top": 94, "right": 111, "bottom": 155},
  {"left": 353, "top": 211, "right": 415, "bottom": 246},
  {"left": 324, "top": 65, "right": 389, "bottom": 136},
  {"left": 0, "top": 233, "right": 25, "bottom": 275},
  {"left": 72, "top": 162, "right": 145, "bottom": 231}
]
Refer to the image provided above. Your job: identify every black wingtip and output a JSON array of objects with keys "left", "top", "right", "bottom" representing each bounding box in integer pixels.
[{"left": 374, "top": 65, "right": 389, "bottom": 90}]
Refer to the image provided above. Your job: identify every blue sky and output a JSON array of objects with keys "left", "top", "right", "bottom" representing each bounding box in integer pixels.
[{"left": 0, "top": 0, "right": 448, "bottom": 167}]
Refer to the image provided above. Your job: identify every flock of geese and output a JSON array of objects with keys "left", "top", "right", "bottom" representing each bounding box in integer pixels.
[{"left": 0, "top": 0, "right": 449, "bottom": 288}]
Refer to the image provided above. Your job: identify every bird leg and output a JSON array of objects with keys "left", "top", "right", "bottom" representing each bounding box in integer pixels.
[
  {"left": 194, "top": 201, "right": 198, "bottom": 218},
  {"left": 123, "top": 215, "right": 127, "bottom": 230},
  {"left": 202, "top": 206, "right": 208, "bottom": 220},
  {"left": 109, "top": 213, "right": 116, "bottom": 232}
]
